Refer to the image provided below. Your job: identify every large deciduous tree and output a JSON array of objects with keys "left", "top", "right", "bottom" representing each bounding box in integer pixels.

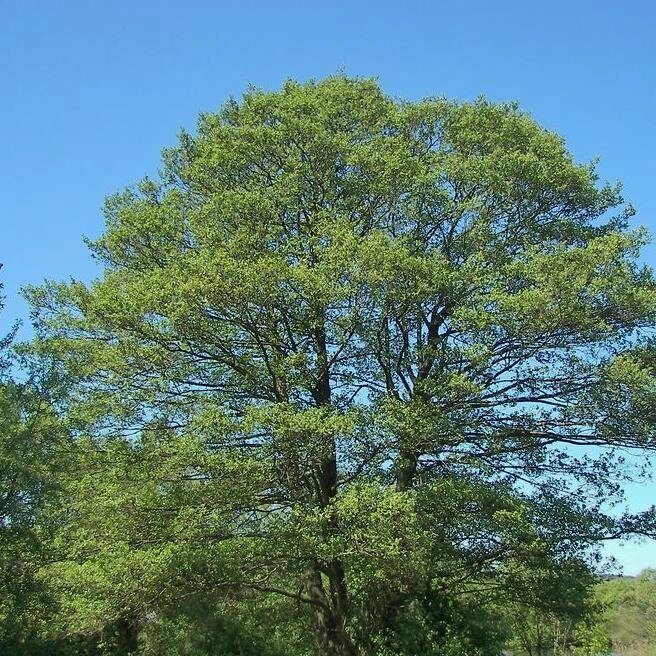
[{"left": 28, "top": 77, "right": 656, "bottom": 655}]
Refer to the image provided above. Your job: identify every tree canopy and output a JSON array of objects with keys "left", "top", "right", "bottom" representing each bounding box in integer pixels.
[{"left": 20, "top": 76, "right": 656, "bottom": 655}]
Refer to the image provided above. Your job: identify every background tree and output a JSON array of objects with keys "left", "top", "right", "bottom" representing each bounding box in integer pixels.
[
  {"left": 27, "top": 77, "right": 656, "bottom": 655},
  {"left": 502, "top": 561, "right": 610, "bottom": 656},
  {"left": 0, "top": 272, "right": 75, "bottom": 654},
  {"left": 596, "top": 570, "right": 656, "bottom": 655}
]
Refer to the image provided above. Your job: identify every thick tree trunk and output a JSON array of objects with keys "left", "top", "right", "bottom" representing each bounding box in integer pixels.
[
  {"left": 113, "top": 616, "right": 140, "bottom": 654},
  {"left": 307, "top": 317, "right": 356, "bottom": 656},
  {"left": 305, "top": 565, "right": 357, "bottom": 656},
  {"left": 395, "top": 447, "right": 420, "bottom": 491}
]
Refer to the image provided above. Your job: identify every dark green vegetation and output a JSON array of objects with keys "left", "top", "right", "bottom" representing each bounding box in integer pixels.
[
  {"left": 2, "top": 77, "right": 656, "bottom": 655},
  {"left": 501, "top": 571, "right": 656, "bottom": 656}
]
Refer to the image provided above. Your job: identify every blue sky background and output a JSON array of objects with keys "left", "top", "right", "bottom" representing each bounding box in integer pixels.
[{"left": 1, "top": 0, "right": 654, "bottom": 573}]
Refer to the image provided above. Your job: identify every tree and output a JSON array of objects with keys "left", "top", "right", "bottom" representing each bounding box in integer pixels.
[
  {"left": 502, "top": 560, "right": 610, "bottom": 656},
  {"left": 0, "top": 273, "right": 74, "bottom": 654},
  {"left": 27, "top": 77, "right": 656, "bottom": 656},
  {"left": 597, "top": 570, "right": 656, "bottom": 654}
]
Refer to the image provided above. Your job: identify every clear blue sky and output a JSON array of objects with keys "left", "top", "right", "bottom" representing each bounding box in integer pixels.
[{"left": 1, "top": 0, "right": 654, "bottom": 573}]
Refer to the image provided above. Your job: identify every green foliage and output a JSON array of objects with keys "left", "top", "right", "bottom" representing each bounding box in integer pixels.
[
  {"left": 597, "top": 571, "right": 656, "bottom": 655},
  {"left": 17, "top": 77, "right": 656, "bottom": 655},
  {"left": 135, "top": 599, "right": 286, "bottom": 656},
  {"left": 373, "top": 593, "right": 505, "bottom": 656},
  {"left": 571, "top": 621, "right": 612, "bottom": 656},
  {"left": 0, "top": 281, "right": 76, "bottom": 654}
]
